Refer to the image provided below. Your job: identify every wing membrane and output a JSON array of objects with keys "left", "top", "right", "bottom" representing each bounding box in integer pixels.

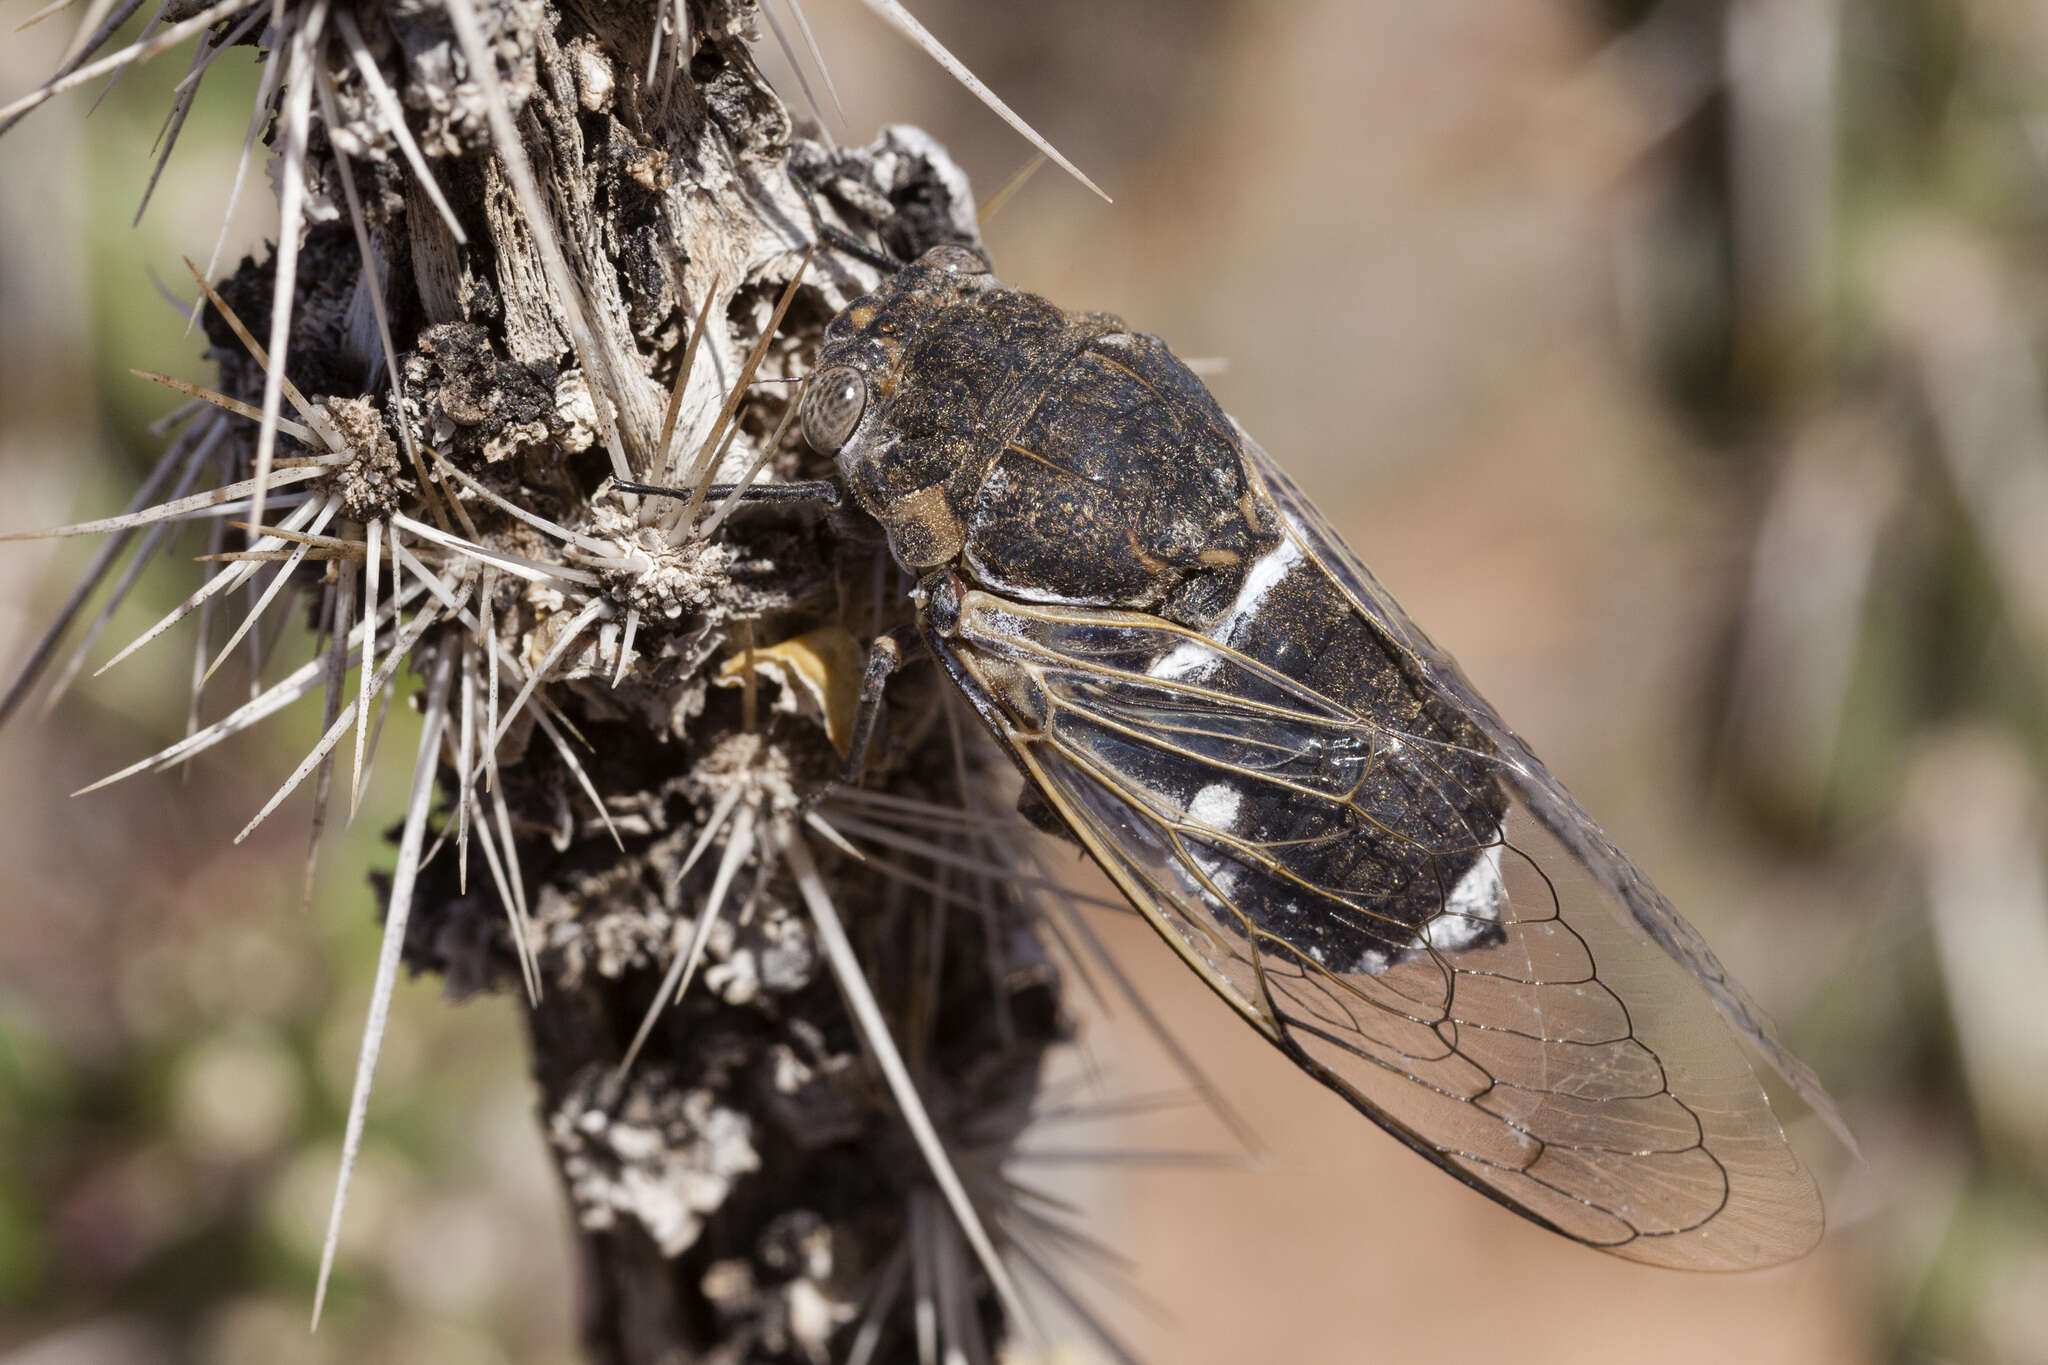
[
  {"left": 932, "top": 443, "right": 1831, "bottom": 1268},
  {"left": 1239, "top": 432, "right": 1849, "bottom": 1146}
]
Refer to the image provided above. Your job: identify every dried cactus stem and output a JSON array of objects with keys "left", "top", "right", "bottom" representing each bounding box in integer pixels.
[{"left": 204, "top": 2, "right": 1057, "bottom": 1360}]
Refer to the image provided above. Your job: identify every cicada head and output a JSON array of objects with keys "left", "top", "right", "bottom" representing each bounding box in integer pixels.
[{"left": 802, "top": 243, "right": 1067, "bottom": 572}]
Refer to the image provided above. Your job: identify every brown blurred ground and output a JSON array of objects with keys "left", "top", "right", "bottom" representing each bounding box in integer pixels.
[{"left": 4, "top": 1, "right": 2044, "bottom": 1362}]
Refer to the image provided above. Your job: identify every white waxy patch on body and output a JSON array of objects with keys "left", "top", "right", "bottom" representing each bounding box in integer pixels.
[
  {"left": 1187, "top": 781, "right": 1244, "bottom": 832},
  {"left": 1425, "top": 842, "right": 1507, "bottom": 952},
  {"left": 1350, "top": 947, "right": 1392, "bottom": 976},
  {"left": 1340, "top": 845, "right": 1505, "bottom": 977},
  {"left": 1214, "top": 537, "right": 1302, "bottom": 644},
  {"left": 1182, "top": 838, "right": 1247, "bottom": 901},
  {"left": 1149, "top": 537, "right": 1304, "bottom": 682},
  {"left": 1151, "top": 638, "right": 1219, "bottom": 682}
]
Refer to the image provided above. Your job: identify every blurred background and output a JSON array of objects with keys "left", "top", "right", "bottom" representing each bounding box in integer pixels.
[{"left": 3, "top": 0, "right": 2046, "bottom": 1361}]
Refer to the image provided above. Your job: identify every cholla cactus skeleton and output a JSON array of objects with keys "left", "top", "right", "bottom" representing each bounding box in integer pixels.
[{"left": 0, "top": 2, "right": 1173, "bottom": 1360}]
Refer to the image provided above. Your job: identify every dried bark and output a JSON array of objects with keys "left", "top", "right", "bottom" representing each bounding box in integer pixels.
[{"left": 201, "top": 3, "right": 1061, "bottom": 1360}]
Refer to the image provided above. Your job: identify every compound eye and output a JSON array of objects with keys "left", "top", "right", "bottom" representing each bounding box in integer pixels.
[
  {"left": 919, "top": 243, "right": 993, "bottom": 276},
  {"left": 801, "top": 365, "right": 868, "bottom": 455}
]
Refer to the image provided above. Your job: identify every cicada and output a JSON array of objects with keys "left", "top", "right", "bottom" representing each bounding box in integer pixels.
[{"left": 651, "top": 241, "right": 1837, "bottom": 1269}]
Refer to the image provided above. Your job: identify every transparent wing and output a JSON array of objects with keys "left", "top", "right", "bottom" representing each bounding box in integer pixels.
[
  {"left": 934, "top": 446, "right": 1831, "bottom": 1268},
  {"left": 1238, "top": 430, "right": 1850, "bottom": 1153}
]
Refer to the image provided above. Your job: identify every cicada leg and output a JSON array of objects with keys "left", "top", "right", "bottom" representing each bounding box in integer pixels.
[
  {"left": 608, "top": 478, "right": 844, "bottom": 508},
  {"left": 801, "top": 622, "right": 923, "bottom": 814}
]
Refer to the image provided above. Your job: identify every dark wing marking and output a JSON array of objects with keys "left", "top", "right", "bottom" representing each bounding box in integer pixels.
[{"left": 931, "top": 448, "right": 1832, "bottom": 1268}]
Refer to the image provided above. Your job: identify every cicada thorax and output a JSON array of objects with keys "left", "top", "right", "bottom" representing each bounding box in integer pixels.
[
  {"left": 832, "top": 274, "right": 1265, "bottom": 606},
  {"left": 951, "top": 323, "right": 1266, "bottom": 613}
]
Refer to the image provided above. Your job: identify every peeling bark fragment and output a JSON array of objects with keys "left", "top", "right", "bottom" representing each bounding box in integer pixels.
[
  {"left": 322, "top": 395, "right": 410, "bottom": 520},
  {"left": 403, "top": 320, "right": 559, "bottom": 462}
]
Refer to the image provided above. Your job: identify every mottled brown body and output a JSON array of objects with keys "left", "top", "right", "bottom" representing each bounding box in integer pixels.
[
  {"left": 798, "top": 245, "right": 1835, "bottom": 1270},
  {"left": 816, "top": 249, "right": 1255, "bottom": 604}
]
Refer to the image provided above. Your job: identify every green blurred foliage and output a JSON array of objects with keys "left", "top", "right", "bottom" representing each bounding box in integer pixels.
[{"left": 1618, "top": 1, "right": 2048, "bottom": 1361}]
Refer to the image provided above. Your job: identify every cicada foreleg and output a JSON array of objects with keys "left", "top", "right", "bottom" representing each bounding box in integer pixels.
[
  {"left": 799, "top": 622, "right": 923, "bottom": 816},
  {"left": 609, "top": 478, "right": 844, "bottom": 508}
]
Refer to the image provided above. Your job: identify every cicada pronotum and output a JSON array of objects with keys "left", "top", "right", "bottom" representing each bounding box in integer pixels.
[{"left": 637, "top": 241, "right": 1841, "bottom": 1270}]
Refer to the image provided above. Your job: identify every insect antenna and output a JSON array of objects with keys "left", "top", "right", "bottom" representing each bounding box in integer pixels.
[
  {"left": 698, "top": 374, "right": 821, "bottom": 534},
  {"left": 613, "top": 477, "right": 843, "bottom": 510},
  {"left": 666, "top": 245, "right": 817, "bottom": 522},
  {"left": 791, "top": 169, "right": 909, "bottom": 274}
]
